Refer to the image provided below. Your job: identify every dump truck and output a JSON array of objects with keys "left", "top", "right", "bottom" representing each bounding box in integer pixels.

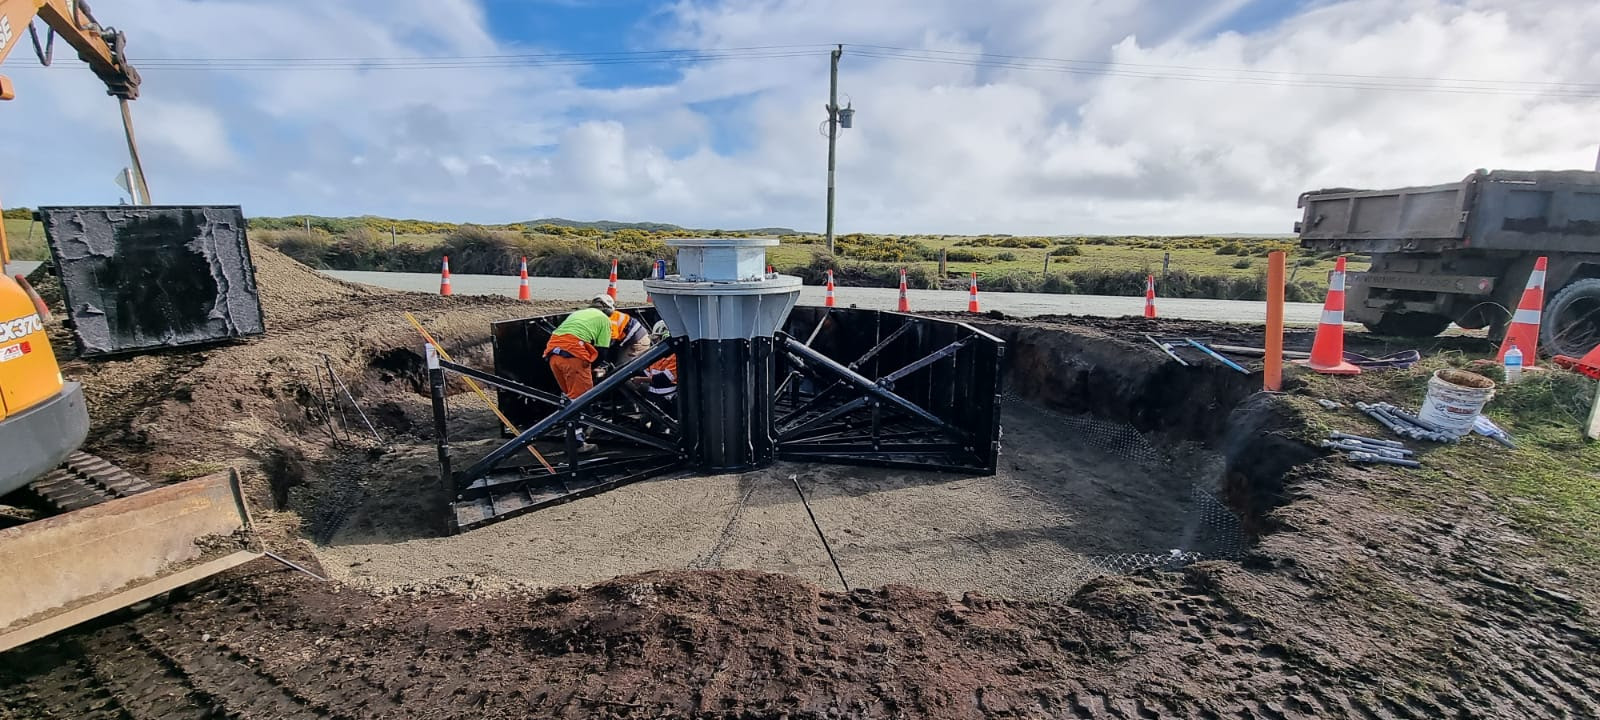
[
  {"left": 0, "top": 0, "right": 263, "bottom": 653},
  {"left": 1296, "top": 169, "right": 1600, "bottom": 357}
]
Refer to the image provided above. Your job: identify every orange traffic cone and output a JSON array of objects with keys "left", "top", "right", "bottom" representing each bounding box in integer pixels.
[
  {"left": 968, "top": 272, "right": 980, "bottom": 313},
  {"left": 607, "top": 258, "right": 618, "bottom": 299},
  {"left": 1294, "top": 256, "right": 1360, "bottom": 375},
  {"left": 825, "top": 269, "right": 836, "bottom": 307},
  {"left": 1497, "top": 256, "right": 1547, "bottom": 363},
  {"left": 1143, "top": 274, "right": 1157, "bottom": 318},
  {"left": 439, "top": 255, "right": 452, "bottom": 296},
  {"left": 897, "top": 268, "right": 910, "bottom": 312},
  {"left": 1554, "top": 343, "right": 1600, "bottom": 379},
  {"left": 517, "top": 256, "right": 531, "bottom": 301}
]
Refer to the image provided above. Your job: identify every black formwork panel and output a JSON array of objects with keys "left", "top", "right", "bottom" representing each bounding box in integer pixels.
[
  {"left": 37, "top": 206, "right": 265, "bottom": 357},
  {"left": 777, "top": 307, "right": 1004, "bottom": 473},
  {"left": 491, "top": 307, "right": 661, "bottom": 428}
]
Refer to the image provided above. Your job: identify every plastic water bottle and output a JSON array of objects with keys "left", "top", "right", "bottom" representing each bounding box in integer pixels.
[{"left": 1504, "top": 343, "right": 1523, "bottom": 385}]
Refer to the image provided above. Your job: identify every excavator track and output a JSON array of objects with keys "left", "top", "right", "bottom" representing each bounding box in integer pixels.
[{"left": 29, "top": 452, "right": 153, "bottom": 512}]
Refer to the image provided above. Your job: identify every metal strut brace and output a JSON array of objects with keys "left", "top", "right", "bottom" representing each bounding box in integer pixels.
[
  {"left": 455, "top": 340, "right": 675, "bottom": 487},
  {"left": 778, "top": 334, "right": 964, "bottom": 439}
]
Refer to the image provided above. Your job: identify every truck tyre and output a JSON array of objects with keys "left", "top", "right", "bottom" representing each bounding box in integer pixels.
[
  {"left": 1362, "top": 312, "right": 1452, "bottom": 338},
  {"left": 1541, "top": 278, "right": 1600, "bottom": 358}
]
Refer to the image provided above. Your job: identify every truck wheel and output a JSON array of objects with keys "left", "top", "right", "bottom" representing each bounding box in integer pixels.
[
  {"left": 1541, "top": 278, "right": 1600, "bottom": 358},
  {"left": 1362, "top": 312, "right": 1452, "bottom": 338}
]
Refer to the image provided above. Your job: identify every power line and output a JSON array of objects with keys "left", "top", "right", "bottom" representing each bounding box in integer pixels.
[
  {"left": 852, "top": 43, "right": 1600, "bottom": 91},
  {"left": 850, "top": 47, "right": 1600, "bottom": 99}
]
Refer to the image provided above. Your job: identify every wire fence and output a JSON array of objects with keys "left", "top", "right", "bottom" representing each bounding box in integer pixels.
[{"left": 1005, "top": 391, "right": 1251, "bottom": 590}]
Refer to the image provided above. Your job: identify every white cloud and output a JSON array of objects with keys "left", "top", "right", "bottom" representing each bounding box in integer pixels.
[{"left": 1, "top": 0, "right": 1598, "bottom": 234}]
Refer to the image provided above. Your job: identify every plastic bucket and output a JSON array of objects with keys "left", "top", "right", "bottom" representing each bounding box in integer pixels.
[{"left": 1417, "top": 369, "right": 1495, "bottom": 438}]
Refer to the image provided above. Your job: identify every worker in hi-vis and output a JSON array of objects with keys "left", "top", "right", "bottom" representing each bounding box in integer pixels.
[
  {"left": 543, "top": 300, "right": 614, "bottom": 452},
  {"left": 602, "top": 294, "right": 653, "bottom": 365}
]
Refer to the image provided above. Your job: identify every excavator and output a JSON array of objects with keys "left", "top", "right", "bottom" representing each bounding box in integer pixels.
[{"left": 0, "top": 0, "right": 261, "bottom": 654}]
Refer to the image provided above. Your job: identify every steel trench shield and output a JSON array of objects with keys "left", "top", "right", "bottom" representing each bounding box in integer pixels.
[{"left": 37, "top": 206, "right": 265, "bottom": 357}]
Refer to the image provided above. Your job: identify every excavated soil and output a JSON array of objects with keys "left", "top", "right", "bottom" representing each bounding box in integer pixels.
[{"left": 3, "top": 250, "right": 1599, "bottom": 718}]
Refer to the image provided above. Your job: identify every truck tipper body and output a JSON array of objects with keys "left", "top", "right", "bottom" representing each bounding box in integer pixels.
[{"left": 1297, "top": 169, "right": 1600, "bottom": 357}]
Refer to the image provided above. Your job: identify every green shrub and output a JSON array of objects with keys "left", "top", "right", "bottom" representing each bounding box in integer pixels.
[
  {"left": 942, "top": 248, "right": 987, "bottom": 263},
  {"left": 995, "top": 251, "right": 1018, "bottom": 262},
  {"left": 1231, "top": 258, "right": 1253, "bottom": 269},
  {"left": 1049, "top": 245, "right": 1082, "bottom": 257},
  {"left": 254, "top": 229, "right": 333, "bottom": 268},
  {"left": 782, "top": 252, "right": 939, "bottom": 289},
  {"left": 1215, "top": 242, "right": 1244, "bottom": 255},
  {"left": 1, "top": 207, "right": 31, "bottom": 220},
  {"left": 834, "top": 234, "right": 935, "bottom": 263},
  {"left": 954, "top": 236, "right": 1050, "bottom": 249}
]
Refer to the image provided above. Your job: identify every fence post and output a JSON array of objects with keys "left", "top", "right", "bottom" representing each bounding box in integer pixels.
[
  {"left": 391, "top": 227, "right": 397, "bottom": 245},
  {"left": 1043, "top": 255, "right": 1051, "bottom": 275},
  {"left": 938, "top": 248, "right": 948, "bottom": 277},
  {"left": 1162, "top": 252, "right": 1171, "bottom": 284}
]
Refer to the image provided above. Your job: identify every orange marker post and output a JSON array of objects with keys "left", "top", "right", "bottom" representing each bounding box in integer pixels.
[{"left": 1264, "top": 251, "right": 1285, "bottom": 391}]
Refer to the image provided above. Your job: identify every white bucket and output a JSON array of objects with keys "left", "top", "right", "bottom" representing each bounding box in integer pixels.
[{"left": 1418, "top": 369, "right": 1496, "bottom": 438}]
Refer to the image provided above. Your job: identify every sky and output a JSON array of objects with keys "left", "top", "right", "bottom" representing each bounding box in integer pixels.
[{"left": 2, "top": 0, "right": 1598, "bottom": 235}]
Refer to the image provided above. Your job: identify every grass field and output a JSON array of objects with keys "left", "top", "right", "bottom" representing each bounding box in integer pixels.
[{"left": 2, "top": 218, "right": 45, "bottom": 261}]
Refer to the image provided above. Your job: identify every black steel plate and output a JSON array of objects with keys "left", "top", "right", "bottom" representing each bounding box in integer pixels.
[{"left": 38, "top": 206, "right": 265, "bottom": 357}]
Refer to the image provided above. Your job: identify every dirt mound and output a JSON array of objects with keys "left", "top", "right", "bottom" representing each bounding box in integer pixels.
[{"left": 50, "top": 244, "right": 576, "bottom": 541}]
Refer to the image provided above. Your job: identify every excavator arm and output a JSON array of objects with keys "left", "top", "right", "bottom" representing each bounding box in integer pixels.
[
  {"left": 0, "top": 0, "right": 140, "bottom": 101},
  {"left": 0, "top": 0, "right": 146, "bottom": 264}
]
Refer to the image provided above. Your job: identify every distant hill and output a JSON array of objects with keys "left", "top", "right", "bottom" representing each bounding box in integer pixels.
[{"left": 523, "top": 218, "right": 806, "bottom": 236}]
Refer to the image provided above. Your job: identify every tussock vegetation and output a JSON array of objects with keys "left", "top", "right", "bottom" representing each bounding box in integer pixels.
[{"left": 246, "top": 213, "right": 1353, "bottom": 299}]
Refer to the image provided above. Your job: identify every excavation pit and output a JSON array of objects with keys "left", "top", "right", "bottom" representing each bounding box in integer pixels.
[{"left": 315, "top": 315, "right": 1285, "bottom": 600}]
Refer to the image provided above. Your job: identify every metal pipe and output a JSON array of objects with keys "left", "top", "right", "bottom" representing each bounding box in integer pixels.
[
  {"left": 455, "top": 340, "right": 674, "bottom": 485},
  {"left": 780, "top": 335, "right": 958, "bottom": 438},
  {"left": 1321, "top": 440, "right": 1409, "bottom": 459},
  {"left": 1349, "top": 451, "right": 1422, "bottom": 468},
  {"left": 1328, "top": 431, "right": 1405, "bottom": 448}
]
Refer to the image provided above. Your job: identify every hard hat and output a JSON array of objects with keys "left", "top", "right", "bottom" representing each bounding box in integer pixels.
[
  {"left": 651, "top": 320, "right": 669, "bottom": 338},
  {"left": 591, "top": 294, "right": 616, "bottom": 312}
]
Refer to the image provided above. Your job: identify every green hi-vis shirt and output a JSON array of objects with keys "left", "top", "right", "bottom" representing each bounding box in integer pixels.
[{"left": 551, "top": 308, "right": 612, "bottom": 348}]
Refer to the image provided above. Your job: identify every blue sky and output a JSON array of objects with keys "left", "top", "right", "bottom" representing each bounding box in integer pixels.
[{"left": 1, "top": 0, "right": 1596, "bottom": 234}]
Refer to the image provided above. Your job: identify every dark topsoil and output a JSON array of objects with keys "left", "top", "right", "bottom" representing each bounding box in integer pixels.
[{"left": 3, "top": 257, "right": 1599, "bottom": 718}]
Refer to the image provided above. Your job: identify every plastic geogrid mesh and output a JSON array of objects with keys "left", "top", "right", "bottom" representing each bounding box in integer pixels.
[{"left": 1005, "top": 390, "right": 1251, "bottom": 587}]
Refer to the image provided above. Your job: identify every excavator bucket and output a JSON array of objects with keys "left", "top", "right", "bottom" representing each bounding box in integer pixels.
[{"left": 0, "top": 469, "right": 261, "bottom": 652}]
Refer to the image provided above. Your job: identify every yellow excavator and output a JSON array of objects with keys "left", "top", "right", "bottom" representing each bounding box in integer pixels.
[{"left": 0, "top": 0, "right": 261, "bottom": 654}]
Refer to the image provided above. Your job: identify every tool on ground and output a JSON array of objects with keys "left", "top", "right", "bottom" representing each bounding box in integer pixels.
[
  {"left": 404, "top": 312, "right": 556, "bottom": 474},
  {"left": 1183, "top": 338, "right": 1249, "bottom": 374},
  {"left": 1357, "top": 401, "right": 1457, "bottom": 443},
  {"left": 897, "top": 268, "right": 910, "bottom": 312},
  {"left": 1145, "top": 334, "right": 1189, "bottom": 366},
  {"left": 968, "top": 272, "right": 980, "bottom": 313},
  {"left": 607, "top": 258, "right": 619, "bottom": 299},
  {"left": 1296, "top": 256, "right": 1362, "bottom": 375},
  {"left": 1212, "top": 344, "right": 1311, "bottom": 360},
  {"left": 1143, "top": 274, "right": 1157, "bottom": 319},
  {"left": 1265, "top": 251, "right": 1286, "bottom": 391},
  {"left": 1498, "top": 256, "right": 1546, "bottom": 364},
  {"left": 1348, "top": 451, "right": 1422, "bottom": 468},
  {"left": 1471, "top": 415, "right": 1516, "bottom": 449},
  {"left": 1329, "top": 431, "right": 1405, "bottom": 448},
  {"left": 517, "top": 256, "right": 531, "bottom": 301},
  {"left": 439, "top": 255, "right": 452, "bottom": 296},
  {"left": 824, "top": 269, "right": 836, "bottom": 307},
  {"left": 1322, "top": 440, "right": 1413, "bottom": 460},
  {"left": 1341, "top": 350, "right": 1422, "bottom": 370}
]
